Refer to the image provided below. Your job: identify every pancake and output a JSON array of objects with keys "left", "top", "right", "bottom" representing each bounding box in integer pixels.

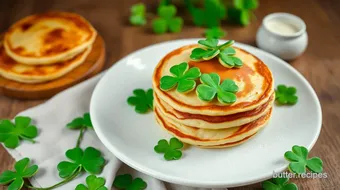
[
  {"left": 0, "top": 44, "right": 91, "bottom": 83},
  {"left": 198, "top": 133, "right": 257, "bottom": 149},
  {"left": 155, "top": 92, "right": 274, "bottom": 129},
  {"left": 152, "top": 44, "right": 274, "bottom": 116},
  {"left": 154, "top": 107, "right": 272, "bottom": 147},
  {"left": 4, "top": 11, "right": 97, "bottom": 65}
]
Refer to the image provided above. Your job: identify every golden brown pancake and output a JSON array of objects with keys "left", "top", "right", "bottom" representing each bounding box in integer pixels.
[
  {"left": 198, "top": 133, "right": 257, "bottom": 149},
  {"left": 0, "top": 44, "right": 91, "bottom": 83},
  {"left": 152, "top": 45, "right": 274, "bottom": 116},
  {"left": 4, "top": 11, "right": 97, "bottom": 65},
  {"left": 155, "top": 92, "right": 274, "bottom": 129},
  {"left": 154, "top": 107, "right": 272, "bottom": 147}
]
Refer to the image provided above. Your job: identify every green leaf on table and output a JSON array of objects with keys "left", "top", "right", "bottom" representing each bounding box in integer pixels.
[
  {"left": 190, "top": 38, "right": 243, "bottom": 68},
  {"left": 113, "top": 174, "right": 147, "bottom": 190},
  {"left": 204, "top": 27, "right": 226, "bottom": 39},
  {"left": 284, "top": 145, "right": 323, "bottom": 174},
  {"left": 154, "top": 137, "right": 184, "bottom": 161},
  {"left": 129, "top": 3, "right": 146, "bottom": 26},
  {"left": 75, "top": 175, "right": 107, "bottom": 190},
  {"left": 57, "top": 147, "right": 105, "bottom": 178},
  {"left": 186, "top": 0, "right": 226, "bottom": 28},
  {"left": 196, "top": 73, "right": 238, "bottom": 104},
  {"left": 160, "top": 62, "right": 201, "bottom": 93},
  {"left": 262, "top": 177, "right": 298, "bottom": 190},
  {"left": 275, "top": 85, "right": 298, "bottom": 105},
  {"left": 127, "top": 89, "right": 154, "bottom": 114},
  {"left": 0, "top": 116, "right": 38, "bottom": 149},
  {"left": 152, "top": 5, "right": 183, "bottom": 34},
  {"left": 0, "top": 157, "right": 38, "bottom": 190},
  {"left": 231, "top": 0, "right": 258, "bottom": 26},
  {"left": 67, "top": 113, "right": 93, "bottom": 129}
]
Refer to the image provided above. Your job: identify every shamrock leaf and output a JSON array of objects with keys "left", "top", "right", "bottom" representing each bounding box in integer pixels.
[
  {"left": 127, "top": 89, "right": 153, "bottom": 114},
  {"left": 129, "top": 3, "right": 146, "bottom": 26},
  {"left": 190, "top": 38, "right": 243, "bottom": 68},
  {"left": 67, "top": 113, "right": 93, "bottom": 129},
  {"left": 113, "top": 174, "right": 147, "bottom": 190},
  {"left": 0, "top": 157, "right": 38, "bottom": 190},
  {"left": 204, "top": 27, "right": 226, "bottom": 39},
  {"left": 284, "top": 145, "right": 323, "bottom": 174},
  {"left": 152, "top": 5, "right": 183, "bottom": 34},
  {"left": 186, "top": 0, "right": 226, "bottom": 27},
  {"left": 196, "top": 73, "right": 238, "bottom": 104},
  {"left": 262, "top": 177, "right": 298, "bottom": 190},
  {"left": 275, "top": 85, "right": 298, "bottom": 105},
  {"left": 57, "top": 147, "right": 105, "bottom": 178},
  {"left": 154, "top": 137, "right": 184, "bottom": 161},
  {"left": 229, "top": 0, "right": 258, "bottom": 26},
  {"left": 76, "top": 175, "right": 108, "bottom": 190},
  {"left": 160, "top": 62, "right": 201, "bottom": 93},
  {"left": 0, "top": 116, "right": 38, "bottom": 149}
]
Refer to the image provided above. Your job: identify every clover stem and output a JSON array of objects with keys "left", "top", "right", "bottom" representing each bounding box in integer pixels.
[
  {"left": 20, "top": 136, "right": 36, "bottom": 143},
  {"left": 76, "top": 127, "right": 85, "bottom": 148},
  {"left": 24, "top": 167, "right": 82, "bottom": 190}
]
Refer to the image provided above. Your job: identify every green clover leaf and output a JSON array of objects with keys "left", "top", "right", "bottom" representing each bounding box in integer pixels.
[
  {"left": 75, "top": 175, "right": 108, "bottom": 190},
  {"left": 262, "top": 177, "right": 298, "bottom": 190},
  {"left": 190, "top": 38, "right": 243, "bottom": 68},
  {"left": 186, "top": 0, "right": 226, "bottom": 27},
  {"left": 229, "top": 0, "right": 258, "bottom": 26},
  {"left": 57, "top": 147, "right": 105, "bottom": 178},
  {"left": 284, "top": 145, "right": 323, "bottom": 174},
  {"left": 129, "top": 3, "right": 146, "bottom": 26},
  {"left": 113, "top": 174, "right": 147, "bottom": 190},
  {"left": 196, "top": 73, "right": 238, "bottom": 104},
  {"left": 160, "top": 62, "right": 201, "bottom": 93},
  {"left": 0, "top": 116, "right": 38, "bottom": 149},
  {"left": 67, "top": 113, "right": 92, "bottom": 129},
  {"left": 0, "top": 157, "right": 38, "bottom": 190},
  {"left": 127, "top": 89, "right": 154, "bottom": 114},
  {"left": 275, "top": 85, "right": 298, "bottom": 105},
  {"left": 204, "top": 27, "right": 226, "bottom": 39},
  {"left": 152, "top": 5, "right": 183, "bottom": 34},
  {"left": 154, "top": 137, "right": 184, "bottom": 161}
]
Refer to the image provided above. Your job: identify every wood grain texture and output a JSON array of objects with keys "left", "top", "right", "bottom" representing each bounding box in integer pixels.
[
  {"left": 0, "top": 0, "right": 339, "bottom": 190},
  {"left": 0, "top": 35, "right": 105, "bottom": 99}
]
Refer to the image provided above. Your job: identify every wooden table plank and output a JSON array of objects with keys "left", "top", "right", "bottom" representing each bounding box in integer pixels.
[{"left": 0, "top": 0, "right": 339, "bottom": 189}]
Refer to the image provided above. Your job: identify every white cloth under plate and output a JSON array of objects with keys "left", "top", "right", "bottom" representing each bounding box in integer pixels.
[{"left": 3, "top": 73, "right": 227, "bottom": 190}]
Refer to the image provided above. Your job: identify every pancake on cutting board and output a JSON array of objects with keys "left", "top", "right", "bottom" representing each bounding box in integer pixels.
[
  {"left": 152, "top": 45, "right": 274, "bottom": 116},
  {"left": 4, "top": 11, "right": 97, "bottom": 65}
]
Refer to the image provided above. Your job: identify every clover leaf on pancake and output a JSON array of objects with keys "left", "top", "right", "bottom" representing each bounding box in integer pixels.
[
  {"left": 160, "top": 62, "right": 201, "bottom": 93},
  {"left": 204, "top": 27, "right": 226, "bottom": 39},
  {"left": 154, "top": 137, "right": 184, "bottom": 161},
  {"left": 284, "top": 145, "right": 323, "bottom": 174},
  {"left": 75, "top": 175, "right": 108, "bottom": 190},
  {"left": 57, "top": 147, "right": 105, "bottom": 178},
  {"left": 275, "top": 85, "right": 298, "bottom": 105},
  {"left": 0, "top": 116, "right": 38, "bottom": 149},
  {"left": 113, "top": 174, "right": 147, "bottom": 190},
  {"left": 190, "top": 38, "right": 243, "bottom": 68},
  {"left": 262, "top": 177, "right": 298, "bottom": 190},
  {"left": 196, "top": 73, "right": 238, "bottom": 104},
  {"left": 127, "top": 89, "right": 154, "bottom": 114},
  {"left": 0, "top": 157, "right": 38, "bottom": 190}
]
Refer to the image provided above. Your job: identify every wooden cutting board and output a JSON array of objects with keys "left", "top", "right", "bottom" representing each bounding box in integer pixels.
[{"left": 0, "top": 34, "right": 105, "bottom": 99}]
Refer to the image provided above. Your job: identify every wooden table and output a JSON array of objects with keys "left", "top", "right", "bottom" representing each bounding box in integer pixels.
[{"left": 0, "top": 0, "right": 339, "bottom": 189}]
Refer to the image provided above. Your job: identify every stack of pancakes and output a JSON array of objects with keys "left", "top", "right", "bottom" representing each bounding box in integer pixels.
[
  {"left": 153, "top": 45, "right": 274, "bottom": 148},
  {"left": 0, "top": 11, "right": 97, "bottom": 83}
]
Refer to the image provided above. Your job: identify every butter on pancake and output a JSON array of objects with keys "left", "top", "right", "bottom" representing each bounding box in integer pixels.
[
  {"left": 153, "top": 45, "right": 274, "bottom": 116},
  {"left": 155, "top": 107, "right": 272, "bottom": 147},
  {"left": 4, "top": 11, "right": 96, "bottom": 65},
  {"left": 0, "top": 45, "right": 91, "bottom": 83}
]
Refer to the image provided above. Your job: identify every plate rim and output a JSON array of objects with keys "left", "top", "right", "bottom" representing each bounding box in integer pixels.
[{"left": 90, "top": 38, "right": 322, "bottom": 188}]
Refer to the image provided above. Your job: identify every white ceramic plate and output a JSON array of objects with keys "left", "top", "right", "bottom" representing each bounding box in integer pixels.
[{"left": 90, "top": 39, "right": 322, "bottom": 188}]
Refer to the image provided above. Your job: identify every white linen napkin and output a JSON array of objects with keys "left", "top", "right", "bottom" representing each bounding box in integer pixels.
[{"left": 3, "top": 73, "right": 227, "bottom": 190}]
